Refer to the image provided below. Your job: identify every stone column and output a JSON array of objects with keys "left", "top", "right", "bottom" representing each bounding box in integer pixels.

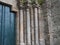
[
  {"left": 26, "top": 7, "right": 31, "bottom": 45},
  {"left": 19, "top": 5, "right": 24, "bottom": 45},
  {"left": 24, "top": 1, "right": 31, "bottom": 45},
  {"left": 33, "top": 4, "right": 39, "bottom": 45}
]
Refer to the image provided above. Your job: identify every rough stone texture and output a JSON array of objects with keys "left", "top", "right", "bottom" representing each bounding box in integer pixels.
[
  {"left": 51, "top": 0, "right": 60, "bottom": 45},
  {"left": 41, "top": 1, "right": 50, "bottom": 45},
  {"left": 46, "top": 0, "right": 60, "bottom": 45}
]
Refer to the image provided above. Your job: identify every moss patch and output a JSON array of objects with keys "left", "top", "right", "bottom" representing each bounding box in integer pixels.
[
  {"left": 38, "top": 0, "right": 45, "bottom": 5},
  {"left": 21, "top": 0, "right": 45, "bottom": 5},
  {"left": 31, "top": 0, "right": 44, "bottom": 5}
]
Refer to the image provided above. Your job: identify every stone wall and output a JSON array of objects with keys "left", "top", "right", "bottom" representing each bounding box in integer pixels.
[
  {"left": 41, "top": 1, "right": 50, "bottom": 45},
  {"left": 46, "top": 0, "right": 60, "bottom": 45},
  {"left": 0, "top": 0, "right": 18, "bottom": 11}
]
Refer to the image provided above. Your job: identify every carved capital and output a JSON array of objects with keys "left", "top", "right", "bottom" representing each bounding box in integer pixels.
[
  {"left": 32, "top": 2, "right": 40, "bottom": 8},
  {"left": 19, "top": 4, "right": 24, "bottom": 9},
  {"left": 23, "top": 1, "right": 31, "bottom": 9}
]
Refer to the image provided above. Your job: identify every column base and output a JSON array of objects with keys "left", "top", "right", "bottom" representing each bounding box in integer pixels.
[
  {"left": 27, "top": 43, "right": 31, "bottom": 45},
  {"left": 20, "top": 43, "right": 25, "bottom": 45},
  {"left": 40, "top": 39, "right": 45, "bottom": 45}
]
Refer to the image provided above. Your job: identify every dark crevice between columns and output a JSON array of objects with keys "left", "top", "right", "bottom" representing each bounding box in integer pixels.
[{"left": 37, "top": 7, "right": 40, "bottom": 45}]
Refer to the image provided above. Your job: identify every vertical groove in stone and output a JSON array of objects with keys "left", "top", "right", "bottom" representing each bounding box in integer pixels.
[
  {"left": 26, "top": 10, "right": 27, "bottom": 45},
  {"left": 38, "top": 7, "right": 40, "bottom": 45},
  {"left": 30, "top": 7, "right": 34, "bottom": 45},
  {"left": 30, "top": 8, "right": 31, "bottom": 45},
  {"left": 33, "top": 8, "right": 36, "bottom": 45},
  {"left": 23, "top": 9, "right": 27, "bottom": 45}
]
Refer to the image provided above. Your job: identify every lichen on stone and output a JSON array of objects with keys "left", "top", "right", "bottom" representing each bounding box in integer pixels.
[
  {"left": 38, "top": 0, "right": 44, "bottom": 5},
  {"left": 22, "top": 0, "right": 45, "bottom": 5}
]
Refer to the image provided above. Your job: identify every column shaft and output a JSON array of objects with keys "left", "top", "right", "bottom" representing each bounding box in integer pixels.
[
  {"left": 20, "top": 9, "right": 24, "bottom": 45},
  {"left": 34, "top": 8, "right": 39, "bottom": 45},
  {"left": 26, "top": 8, "right": 31, "bottom": 45}
]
